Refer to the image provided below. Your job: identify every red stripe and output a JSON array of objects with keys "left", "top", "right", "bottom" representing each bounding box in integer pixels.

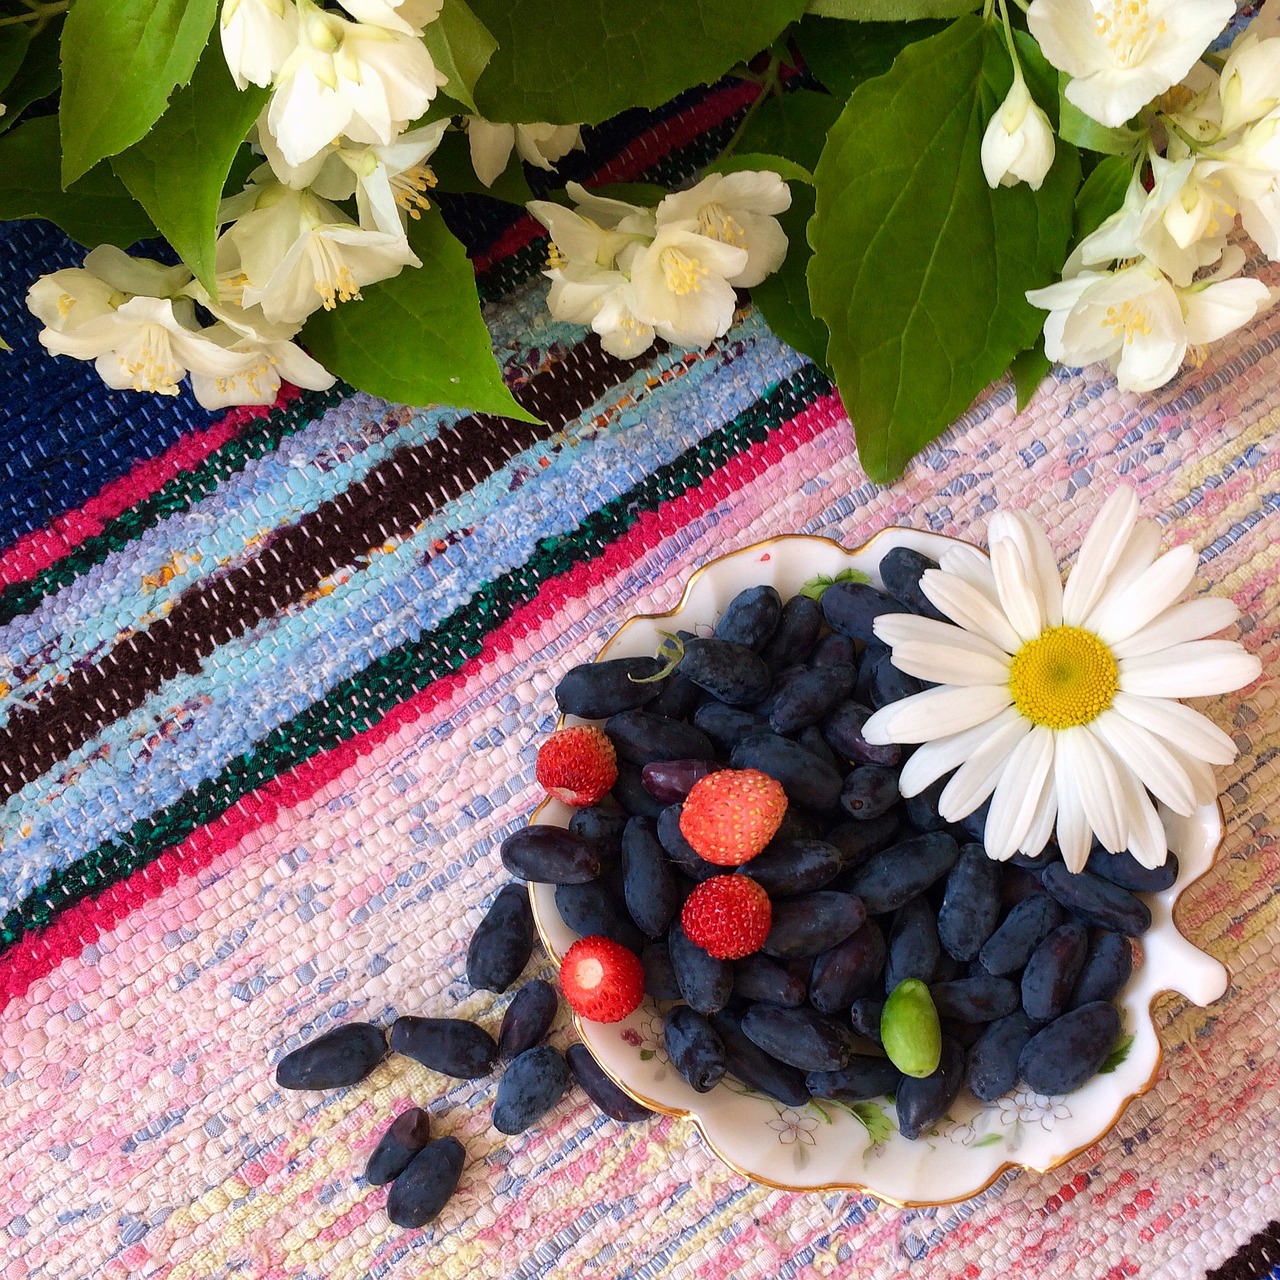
[
  {"left": 0, "top": 387, "right": 301, "bottom": 590},
  {"left": 470, "top": 80, "right": 759, "bottom": 274},
  {"left": 0, "top": 391, "right": 848, "bottom": 1006}
]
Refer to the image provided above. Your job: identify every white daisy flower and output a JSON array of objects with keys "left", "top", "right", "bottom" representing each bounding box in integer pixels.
[{"left": 862, "top": 489, "right": 1260, "bottom": 871}]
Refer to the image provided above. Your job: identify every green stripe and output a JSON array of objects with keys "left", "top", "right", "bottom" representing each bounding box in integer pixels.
[
  {"left": 0, "top": 385, "right": 346, "bottom": 625},
  {"left": 0, "top": 362, "right": 833, "bottom": 949}
]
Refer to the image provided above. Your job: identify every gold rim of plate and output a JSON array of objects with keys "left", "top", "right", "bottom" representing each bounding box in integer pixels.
[{"left": 525, "top": 531, "right": 1231, "bottom": 1205}]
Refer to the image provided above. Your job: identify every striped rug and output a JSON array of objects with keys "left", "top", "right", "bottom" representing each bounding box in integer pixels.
[{"left": 1, "top": 78, "right": 1279, "bottom": 1280}]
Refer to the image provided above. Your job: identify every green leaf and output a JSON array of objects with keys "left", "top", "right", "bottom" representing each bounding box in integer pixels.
[
  {"left": 1099, "top": 1031, "right": 1134, "bottom": 1074},
  {"left": 0, "top": 24, "right": 32, "bottom": 98},
  {"left": 469, "top": 0, "right": 808, "bottom": 125},
  {"left": 1010, "top": 341, "right": 1051, "bottom": 411},
  {"left": 798, "top": 567, "right": 869, "bottom": 601},
  {"left": 0, "top": 333, "right": 11, "bottom": 352},
  {"left": 796, "top": 17, "right": 947, "bottom": 98},
  {"left": 750, "top": 183, "right": 831, "bottom": 372},
  {"left": 0, "top": 16, "right": 62, "bottom": 134},
  {"left": 1074, "top": 152, "right": 1135, "bottom": 241},
  {"left": 429, "top": 128, "right": 535, "bottom": 205},
  {"left": 301, "top": 209, "right": 539, "bottom": 421},
  {"left": 806, "top": 0, "right": 979, "bottom": 18},
  {"left": 639, "top": 1049, "right": 655, "bottom": 1061},
  {"left": 848, "top": 1101, "right": 894, "bottom": 1145},
  {"left": 1058, "top": 74, "right": 1144, "bottom": 155},
  {"left": 972, "top": 1132, "right": 1003, "bottom": 1147},
  {"left": 59, "top": 0, "right": 218, "bottom": 185},
  {"left": 808, "top": 16, "right": 1079, "bottom": 482},
  {"left": 0, "top": 115, "right": 156, "bottom": 248},
  {"left": 708, "top": 152, "right": 814, "bottom": 185},
  {"left": 729, "top": 89, "right": 843, "bottom": 173},
  {"left": 111, "top": 44, "right": 267, "bottom": 297},
  {"left": 423, "top": 0, "right": 496, "bottom": 114}
]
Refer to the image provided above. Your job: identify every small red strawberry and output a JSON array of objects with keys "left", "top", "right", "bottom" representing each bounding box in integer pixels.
[
  {"left": 559, "top": 935, "right": 645, "bottom": 1023},
  {"left": 678, "top": 768, "right": 787, "bottom": 866},
  {"left": 536, "top": 726, "right": 618, "bottom": 807},
  {"left": 681, "top": 875, "right": 772, "bottom": 960}
]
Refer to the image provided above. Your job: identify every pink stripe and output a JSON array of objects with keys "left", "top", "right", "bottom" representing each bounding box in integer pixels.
[
  {"left": 0, "top": 390, "right": 846, "bottom": 1007},
  {"left": 471, "top": 80, "right": 759, "bottom": 274},
  {"left": 0, "top": 386, "right": 303, "bottom": 590}
]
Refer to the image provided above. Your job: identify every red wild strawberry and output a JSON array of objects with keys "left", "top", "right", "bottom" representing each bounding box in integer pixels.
[
  {"left": 681, "top": 875, "right": 772, "bottom": 960},
  {"left": 678, "top": 768, "right": 787, "bottom": 866},
  {"left": 536, "top": 726, "right": 618, "bottom": 807},
  {"left": 559, "top": 935, "right": 644, "bottom": 1023}
]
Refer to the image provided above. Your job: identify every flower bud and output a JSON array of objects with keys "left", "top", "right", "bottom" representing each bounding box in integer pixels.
[{"left": 981, "top": 75, "right": 1056, "bottom": 192}]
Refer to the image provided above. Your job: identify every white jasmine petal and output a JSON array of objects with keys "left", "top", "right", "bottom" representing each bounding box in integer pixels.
[
  {"left": 628, "top": 224, "right": 746, "bottom": 349},
  {"left": 655, "top": 171, "right": 791, "bottom": 287},
  {"left": 1028, "top": 0, "right": 1234, "bottom": 128}
]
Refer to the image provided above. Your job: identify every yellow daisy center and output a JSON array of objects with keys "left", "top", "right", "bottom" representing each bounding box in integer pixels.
[{"left": 1008, "top": 625, "right": 1118, "bottom": 729}]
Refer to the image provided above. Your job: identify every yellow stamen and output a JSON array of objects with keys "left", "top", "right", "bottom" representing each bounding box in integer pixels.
[
  {"left": 1008, "top": 625, "right": 1118, "bottom": 729},
  {"left": 546, "top": 241, "right": 567, "bottom": 269},
  {"left": 56, "top": 293, "right": 74, "bottom": 319},
  {"left": 392, "top": 164, "right": 436, "bottom": 220},
  {"left": 1092, "top": 0, "right": 1163, "bottom": 62},
  {"left": 1102, "top": 299, "right": 1153, "bottom": 345},
  {"left": 660, "top": 246, "right": 707, "bottom": 296},
  {"left": 696, "top": 202, "right": 748, "bottom": 248},
  {"left": 314, "top": 265, "right": 361, "bottom": 310}
]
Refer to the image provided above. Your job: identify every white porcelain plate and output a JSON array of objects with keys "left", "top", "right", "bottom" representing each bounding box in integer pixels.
[{"left": 528, "top": 532, "right": 1228, "bottom": 1204}]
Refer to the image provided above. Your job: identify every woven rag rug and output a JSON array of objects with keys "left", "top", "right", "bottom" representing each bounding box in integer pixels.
[{"left": 1, "top": 79, "right": 1279, "bottom": 1280}]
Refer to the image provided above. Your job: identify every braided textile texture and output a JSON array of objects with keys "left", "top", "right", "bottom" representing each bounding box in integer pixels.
[{"left": 1, "top": 84, "right": 1279, "bottom": 1280}]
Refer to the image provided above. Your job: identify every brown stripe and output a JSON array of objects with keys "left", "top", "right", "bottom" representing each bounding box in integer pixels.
[{"left": 0, "top": 335, "right": 662, "bottom": 801}]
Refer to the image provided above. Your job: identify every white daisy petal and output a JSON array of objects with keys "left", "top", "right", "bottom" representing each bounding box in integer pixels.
[
  {"left": 1018, "top": 770, "right": 1058, "bottom": 857},
  {"left": 1110, "top": 691, "right": 1238, "bottom": 765},
  {"left": 1119, "top": 640, "right": 1262, "bottom": 697},
  {"left": 861, "top": 683, "right": 1013, "bottom": 744},
  {"left": 991, "top": 538, "right": 1046, "bottom": 641},
  {"left": 1087, "top": 544, "right": 1198, "bottom": 644},
  {"left": 919, "top": 572, "right": 1024, "bottom": 653},
  {"left": 1111, "top": 761, "right": 1169, "bottom": 869},
  {"left": 938, "top": 543, "right": 996, "bottom": 592},
  {"left": 873, "top": 613, "right": 1008, "bottom": 660},
  {"left": 989, "top": 510, "right": 1064, "bottom": 627},
  {"left": 887, "top": 640, "right": 1011, "bottom": 687},
  {"left": 1086, "top": 517, "right": 1163, "bottom": 606},
  {"left": 1088, "top": 709, "right": 1198, "bottom": 815},
  {"left": 1161, "top": 737, "right": 1220, "bottom": 805},
  {"left": 1062, "top": 726, "right": 1128, "bottom": 852},
  {"left": 1111, "top": 597, "right": 1241, "bottom": 660},
  {"left": 937, "top": 713, "right": 1033, "bottom": 820},
  {"left": 1054, "top": 750, "right": 1092, "bottom": 872},
  {"left": 1062, "top": 487, "right": 1140, "bottom": 625},
  {"left": 983, "top": 725, "right": 1056, "bottom": 860},
  {"left": 897, "top": 706, "right": 1027, "bottom": 797}
]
